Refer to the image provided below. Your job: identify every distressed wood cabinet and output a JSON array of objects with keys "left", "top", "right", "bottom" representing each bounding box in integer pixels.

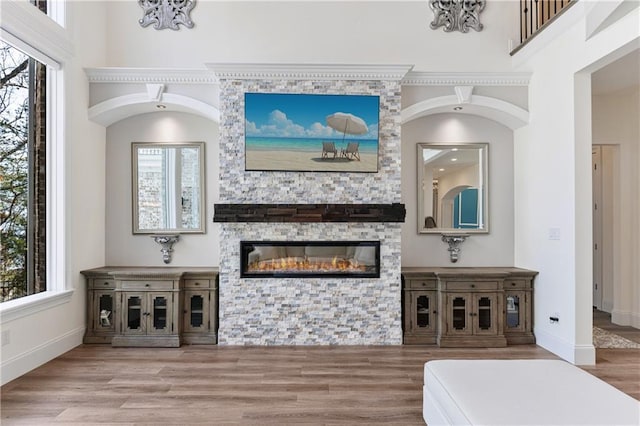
[
  {"left": 503, "top": 274, "right": 535, "bottom": 344},
  {"left": 81, "top": 267, "right": 218, "bottom": 347},
  {"left": 115, "top": 276, "right": 181, "bottom": 347},
  {"left": 182, "top": 275, "right": 218, "bottom": 344},
  {"left": 83, "top": 271, "right": 117, "bottom": 344},
  {"left": 401, "top": 267, "right": 537, "bottom": 347},
  {"left": 402, "top": 277, "right": 438, "bottom": 344},
  {"left": 437, "top": 276, "right": 506, "bottom": 348}
]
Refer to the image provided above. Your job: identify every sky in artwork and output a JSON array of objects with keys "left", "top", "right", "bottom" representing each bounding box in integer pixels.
[{"left": 245, "top": 93, "right": 379, "bottom": 140}]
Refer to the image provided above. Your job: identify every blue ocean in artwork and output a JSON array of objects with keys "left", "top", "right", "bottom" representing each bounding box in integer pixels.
[{"left": 246, "top": 137, "right": 378, "bottom": 153}]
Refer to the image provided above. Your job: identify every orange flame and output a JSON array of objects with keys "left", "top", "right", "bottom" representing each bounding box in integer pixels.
[{"left": 248, "top": 256, "right": 368, "bottom": 274}]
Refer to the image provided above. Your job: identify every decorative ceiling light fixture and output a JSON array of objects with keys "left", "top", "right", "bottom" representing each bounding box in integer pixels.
[
  {"left": 139, "top": 0, "right": 195, "bottom": 31},
  {"left": 429, "top": 0, "right": 486, "bottom": 33}
]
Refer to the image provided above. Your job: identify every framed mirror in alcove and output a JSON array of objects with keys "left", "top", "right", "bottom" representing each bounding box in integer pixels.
[
  {"left": 417, "top": 142, "right": 489, "bottom": 234},
  {"left": 132, "top": 141, "right": 205, "bottom": 234}
]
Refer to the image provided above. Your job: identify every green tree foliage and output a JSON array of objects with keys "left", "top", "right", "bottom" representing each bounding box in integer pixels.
[{"left": 0, "top": 42, "right": 29, "bottom": 302}]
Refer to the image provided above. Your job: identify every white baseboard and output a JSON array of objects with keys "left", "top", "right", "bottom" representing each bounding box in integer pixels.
[
  {"left": 633, "top": 313, "right": 640, "bottom": 329},
  {"left": 573, "top": 344, "right": 596, "bottom": 365},
  {"left": 613, "top": 310, "right": 640, "bottom": 329},
  {"left": 534, "top": 327, "right": 596, "bottom": 365},
  {"left": 611, "top": 309, "right": 632, "bottom": 326},
  {"left": 0, "top": 326, "right": 84, "bottom": 386}
]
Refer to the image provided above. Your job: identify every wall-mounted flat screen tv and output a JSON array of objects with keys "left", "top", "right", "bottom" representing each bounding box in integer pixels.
[{"left": 244, "top": 92, "right": 379, "bottom": 173}]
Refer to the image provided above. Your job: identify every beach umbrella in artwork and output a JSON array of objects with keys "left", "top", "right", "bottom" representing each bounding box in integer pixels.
[{"left": 326, "top": 112, "right": 368, "bottom": 142}]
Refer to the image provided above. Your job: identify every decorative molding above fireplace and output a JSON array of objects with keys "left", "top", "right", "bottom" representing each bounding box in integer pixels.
[
  {"left": 206, "top": 63, "right": 414, "bottom": 81},
  {"left": 214, "top": 203, "right": 406, "bottom": 223}
]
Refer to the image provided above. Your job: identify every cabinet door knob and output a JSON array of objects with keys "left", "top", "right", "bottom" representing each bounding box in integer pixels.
[
  {"left": 195, "top": 282, "right": 200, "bottom": 286},
  {"left": 471, "top": 284, "right": 475, "bottom": 288},
  {"left": 511, "top": 282, "right": 516, "bottom": 286},
  {"left": 145, "top": 284, "right": 150, "bottom": 287},
  {"left": 103, "top": 282, "right": 109, "bottom": 286}
]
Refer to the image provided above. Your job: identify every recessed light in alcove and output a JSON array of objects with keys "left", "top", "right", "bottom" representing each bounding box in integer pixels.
[
  {"left": 453, "top": 106, "right": 463, "bottom": 111},
  {"left": 156, "top": 104, "right": 167, "bottom": 109}
]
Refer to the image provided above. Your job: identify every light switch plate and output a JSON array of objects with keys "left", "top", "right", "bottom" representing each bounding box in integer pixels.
[{"left": 548, "top": 228, "right": 561, "bottom": 240}]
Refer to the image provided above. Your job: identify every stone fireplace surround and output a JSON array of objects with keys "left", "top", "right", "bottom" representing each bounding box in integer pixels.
[{"left": 209, "top": 64, "right": 411, "bottom": 345}]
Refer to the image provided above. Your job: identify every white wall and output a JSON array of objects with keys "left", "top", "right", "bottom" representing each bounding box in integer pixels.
[
  {"left": 105, "top": 112, "right": 220, "bottom": 267},
  {"left": 104, "top": 1, "right": 519, "bottom": 72},
  {"left": 402, "top": 113, "right": 514, "bottom": 266},
  {"left": 1, "top": 0, "right": 108, "bottom": 384},
  {"left": 513, "top": 3, "right": 639, "bottom": 364},
  {"left": 592, "top": 88, "right": 640, "bottom": 327}
]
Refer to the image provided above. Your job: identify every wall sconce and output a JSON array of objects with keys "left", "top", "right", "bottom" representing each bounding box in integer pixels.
[
  {"left": 151, "top": 234, "right": 180, "bottom": 264},
  {"left": 441, "top": 233, "right": 469, "bottom": 263},
  {"left": 429, "top": 0, "right": 486, "bottom": 33}
]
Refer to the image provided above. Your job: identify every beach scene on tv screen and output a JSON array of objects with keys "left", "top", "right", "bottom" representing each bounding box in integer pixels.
[{"left": 245, "top": 93, "right": 379, "bottom": 172}]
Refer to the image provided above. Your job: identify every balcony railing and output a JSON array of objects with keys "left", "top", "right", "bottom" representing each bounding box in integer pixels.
[{"left": 519, "top": 0, "right": 576, "bottom": 45}]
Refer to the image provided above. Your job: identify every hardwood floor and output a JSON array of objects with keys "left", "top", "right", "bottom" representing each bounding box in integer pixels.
[
  {"left": 1, "top": 343, "right": 638, "bottom": 425},
  {"left": 593, "top": 308, "right": 640, "bottom": 344}
]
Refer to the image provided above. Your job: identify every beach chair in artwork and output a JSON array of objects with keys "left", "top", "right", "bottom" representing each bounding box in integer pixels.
[
  {"left": 341, "top": 142, "right": 360, "bottom": 161},
  {"left": 322, "top": 141, "right": 338, "bottom": 159}
]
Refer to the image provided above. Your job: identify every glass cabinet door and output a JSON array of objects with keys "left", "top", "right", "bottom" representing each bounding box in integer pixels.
[
  {"left": 410, "top": 291, "right": 436, "bottom": 333},
  {"left": 153, "top": 296, "right": 168, "bottom": 330},
  {"left": 94, "top": 291, "right": 115, "bottom": 332},
  {"left": 505, "top": 291, "right": 526, "bottom": 332},
  {"left": 476, "top": 296, "right": 492, "bottom": 330},
  {"left": 149, "top": 292, "right": 173, "bottom": 335},
  {"left": 190, "top": 295, "right": 203, "bottom": 327},
  {"left": 447, "top": 294, "right": 469, "bottom": 334},
  {"left": 184, "top": 290, "right": 210, "bottom": 333},
  {"left": 473, "top": 294, "right": 498, "bottom": 335},
  {"left": 125, "top": 294, "right": 144, "bottom": 334},
  {"left": 416, "top": 295, "right": 430, "bottom": 327}
]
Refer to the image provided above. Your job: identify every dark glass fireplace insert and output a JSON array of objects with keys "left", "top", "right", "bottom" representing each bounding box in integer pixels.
[{"left": 240, "top": 241, "right": 380, "bottom": 278}]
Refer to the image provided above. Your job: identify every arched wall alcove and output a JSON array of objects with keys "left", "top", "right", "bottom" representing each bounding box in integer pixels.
[
  {"left": 401, "top": 111, "right": 517, "bottom": 267},
  {"left": 86, "top": 66, "right": 222, "bottom": 267},
  {"left": 88, "top": 93, "right": 220, "bottom": 127},
  {"left": 104, "top": 111, "right": 220, "bottom": 267},
  {"left": 401, "top": 94, "right": 529, "bottom": 130},
  {"left": 85, "top": 67, "right": 220, "bottom": 127}
]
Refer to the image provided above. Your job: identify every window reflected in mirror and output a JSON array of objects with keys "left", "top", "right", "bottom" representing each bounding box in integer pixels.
[
  {"left": 417, "top": 143, "right": 488, "bottom": 234},
  {"left": 132, "top": 142, "right": 205, "bottom": 234}
]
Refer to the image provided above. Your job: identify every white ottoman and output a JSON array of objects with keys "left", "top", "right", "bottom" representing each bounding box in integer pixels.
[{"left": 423, "top": 359, "right": 640, "bottom": 425}]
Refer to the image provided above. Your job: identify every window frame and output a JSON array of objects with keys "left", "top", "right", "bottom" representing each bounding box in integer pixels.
[{"left": 0, "top": 0, "right": 72, "bottom": 319}]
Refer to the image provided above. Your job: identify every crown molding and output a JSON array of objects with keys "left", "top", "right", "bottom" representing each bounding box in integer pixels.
[
  {"left": 84, "top": 67, "right": 529, "bottom": 86},
  {"left": 84, "top": 68, "right": 216, "bottom": 84},
  {"left": 402, "top": 72, "right": 531, "bottom": 86},
  {"left": 206, "top": 63, "right": 414, "bottom": 81}
]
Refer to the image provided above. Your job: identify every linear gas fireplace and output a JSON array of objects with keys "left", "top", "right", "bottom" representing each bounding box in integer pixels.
[{"left": 240, "top": 241, "right": 380, "bottom": 278}]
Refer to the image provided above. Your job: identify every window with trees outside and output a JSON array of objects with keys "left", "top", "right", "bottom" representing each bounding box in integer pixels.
[{"left": 1, "top": 1, "right": 49, "bottom": 303}]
